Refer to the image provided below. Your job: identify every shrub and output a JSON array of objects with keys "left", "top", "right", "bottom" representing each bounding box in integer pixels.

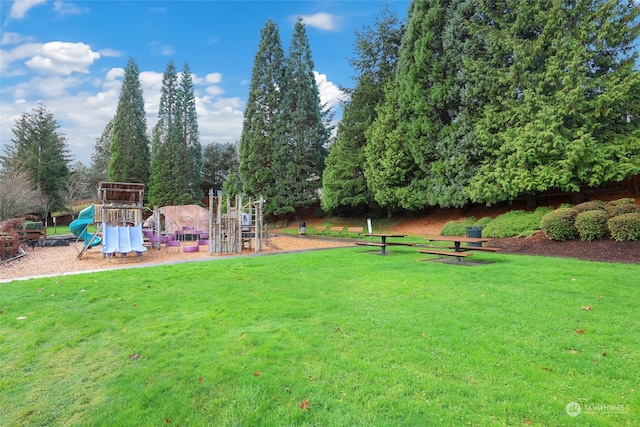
[
  {"left": 482, "top": 207, "right": 552, "bottom": 238},
  {"left": 540, "top": 208, "right": 577, "bottom": 241},
  {"left": 574, "top": 210, "right": 608, "bottom": 241},
  {"left": 472, "top": 216, "right": 493, "bottom": 228},
  {"left": 608, "top": 213, "right": 640, "bottom": 242},
  {"left": 606, "top": 199, "right": 638, "bottom": 218},
  {"left": 573, "top": 200, "right": 605, "bottom": 214},
  {"left": 440, "top": 217, "right": 475, "bottom": 236}
]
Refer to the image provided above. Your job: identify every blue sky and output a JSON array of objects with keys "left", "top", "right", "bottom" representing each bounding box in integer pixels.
[{"left": 0, "top": 0, "right": 411, "bottom": 167}]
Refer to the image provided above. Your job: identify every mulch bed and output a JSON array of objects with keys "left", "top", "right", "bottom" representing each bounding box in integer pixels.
[{"left": 490, "top": 232, "right": 640, "bottom": 264}]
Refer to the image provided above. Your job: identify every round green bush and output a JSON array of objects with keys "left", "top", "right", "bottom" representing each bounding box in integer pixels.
[
  {"left": 605, "top": 198, "right": 638, "bottom": 217},
  {"left": 573, "top": 200, "right": 605, "bottom": 214},
  {"left": 540, "top": 208, "right": 577, "bottom": 241},
  {"left": 574, "top": 210, "right": 608, "bottom": 241},
  {"left": 608, "top": 213, "right": 640, "bottom": 242},
  {"left": 607, "top": 202, "right": 638, "bottom": 218}
]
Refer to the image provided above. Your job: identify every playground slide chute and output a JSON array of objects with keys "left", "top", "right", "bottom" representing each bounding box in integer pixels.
[
  {"left": 69, "top": 205, "right": 102, "bottom": 247},
  {"left": 101, "top": 224, "right": 147, "bottom": 255}
]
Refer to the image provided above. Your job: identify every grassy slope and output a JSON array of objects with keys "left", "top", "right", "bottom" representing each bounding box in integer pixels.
[{"left": 1, "top": 247, "right": 638, "bottom": 426}]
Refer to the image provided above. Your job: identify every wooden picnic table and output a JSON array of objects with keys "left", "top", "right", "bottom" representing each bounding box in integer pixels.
[
  {"left": 420, "top": 236, "right": 491, "bottom": 263},
  {"left": 426, "top": 235, "right": 489, "bottom": 252},
  {"left": 356, "top": 233, "right": 407, "bottom": 255}
]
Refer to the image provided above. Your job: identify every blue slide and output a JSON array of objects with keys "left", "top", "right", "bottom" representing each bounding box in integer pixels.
[
  {"left": 69, "top": 204, "right": 102, "bottom": 247},
  {"left": 101, "top": 224, "right": 147, "bottom": 255}
]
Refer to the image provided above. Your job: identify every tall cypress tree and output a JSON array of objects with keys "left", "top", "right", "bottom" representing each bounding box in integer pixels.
[
  {"left": 176, "top": 62, "right": 202, "bottom": 199},
  {"left": 239, "top": 19, "right": 285, "bottom": 205},
  {"left": 148, "top": 61, "right": 183, "bottom": 207},
  {"left": 270, "top": 17, "right": 329, "bottom": 216},
  {"left": 108, "top": 57, "right": 150, "bottom": 184},
  {"left": 321, "top": 4, "right": 403, "bottom": 214}
]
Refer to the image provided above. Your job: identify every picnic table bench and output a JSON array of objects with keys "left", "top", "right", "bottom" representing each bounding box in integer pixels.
[
  {"left": 356, "top": 233, "right": 407, "bottom": 255},
  {"left": 420, "top": 235, "right": 491, "bottom": 263}
]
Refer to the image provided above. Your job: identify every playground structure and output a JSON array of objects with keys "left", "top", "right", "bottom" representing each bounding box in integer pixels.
[
  {"left": 74, "top": 182, "right": 147, "bottom": 260},
  {"left": 69, "top": 205, "right": 102, "bottom": 249},
  {"left": 208, "top": 192, "right": 267, "bottom": 255},
  {"left": 141, "top": 192, "right": 268, "bottom": 255}
]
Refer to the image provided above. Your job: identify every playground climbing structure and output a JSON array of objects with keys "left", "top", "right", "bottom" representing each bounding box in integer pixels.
[
  {"left": 208, "top": 192, "right": 267, "bottom": 255},
  {"left": 92, "top": 182, "right": 147, "bottom": 260}
]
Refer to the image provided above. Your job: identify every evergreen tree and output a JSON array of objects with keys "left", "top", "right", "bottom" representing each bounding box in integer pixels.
[
  {"left": 270, "top": 17, "right": 329, "bottom": 216},
  {"left": 321, "top": 4, "right": 404, "bottom": 214},
  {"left": 1, "top": 103, "right": 71, "bottom": 211},
  {"left": 389, "top": 0, "right": 480, "bottom": 209},
  {"left": 239, "top": 19, "right": 285, "bottom": 206},
  {"left": 364, "top": 80, "right": 421, "bottom": 216},
  {"left": 108, "top": 57, "right": 150, "bottom": 184},
  {"left": 176, "top": 62, "right": 203, "bottom": 199},
  {"left": 88, "top": 119, "right": 113, "bottom": 192},
  {"left": 467, "top": 0, "right": 640, "bottom": 205},
  {"left": 148, "top": 61, "right": 186, "bottom": 207},
  {"left": 201, "top": 142, "right": 239, "bottom": 193}
]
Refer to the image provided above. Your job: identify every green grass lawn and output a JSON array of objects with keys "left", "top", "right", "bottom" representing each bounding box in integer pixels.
[{"left": 1, "top": 247, "right": 638, "bottom": 426}]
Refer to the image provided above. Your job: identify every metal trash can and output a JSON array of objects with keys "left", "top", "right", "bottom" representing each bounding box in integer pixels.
[
  {"left": 299, "top": 221, "right": 306, "bottom": 235},
  {"left": 465, "top": 226, "right": 482, "bottom": 247}
]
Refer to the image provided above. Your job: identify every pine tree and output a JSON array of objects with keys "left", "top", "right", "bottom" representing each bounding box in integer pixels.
[
  {"left": 176, "top": 62, "right": 203, "bottom": 199},
  {"left": 88, "top": 119, "right": 113, "bottom": 192},
  {"left": 239, "top": 19, "right": 285, "bottom": 206},
  {"left": 148, "top": 61, "right": 186, "bottom": 207},
  {"left": 270, "top": 17, "right": 329, "bottom": 216},
  {"left": 202, "top": 142, "right": 239, "bottom": 193},
  {"left": 2, "top": 103, "right": 71, "bottom": 211},
  {"left": 321, "top": 4, "right": 404, "bottom": 214},
  {"left": 108, "top": 57, "right": 150, "bottom": 184}
]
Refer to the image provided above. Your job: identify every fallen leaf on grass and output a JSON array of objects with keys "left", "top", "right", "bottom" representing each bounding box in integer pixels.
[
  {"left": 569, "top": 350, "right": 579, "bottom": 355},
  {"left": 593, "top": 359, "right": 599, "bottom": 364},
  {"left": 308, "top": 375, "right": 314, "bottom": 381},
  {"left": 129, "top": 353, "right": 140, "bottom": 360},
  {"left": 253, "top": 371, "right": 261, "bottom": 377},
  {"left": 581, "top": 306, "right": 593, "bottom": 311},
  {"left": 300, "top": 399, "right": 310, "bottom": 410},
  {"left": 575, "top": 329, "right": 585, "bottom": 334},
  {"left": 524, "top": 420, "right": 532, "bottom": 425},
  {"left": 38, "top": 288, "right": 44, "bottom": 292},
  {"left": 198, "top": 377, "right": 203, "bottom": 382},
  {"left": 165, "top": 419, "right": 171, "bottom": 423}
]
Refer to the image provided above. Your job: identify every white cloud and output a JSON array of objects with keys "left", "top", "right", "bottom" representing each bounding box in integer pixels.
[
  {"left": 25, "top": 41, "right": 100, "bottom": 75},
  {"left": 1, "top": 32, "right": 34, "bottom": 46},
  {"left": 8, "top": 0, "right": 46, "bottom": 20},
  {"left": 314, "top": 71, "right": 346, "bottom": 109},
  {"left": 98, "top": 48, "right": 122, "bottom": 58},
  {"left": 53, "top": 1, "right": 89, "bottom": 16},
  {"left": 0, "top": 41, "right": 101, "bottom": 76},
  {"left": 298, "top": 13, "right": 341, "bottom": 31}
]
